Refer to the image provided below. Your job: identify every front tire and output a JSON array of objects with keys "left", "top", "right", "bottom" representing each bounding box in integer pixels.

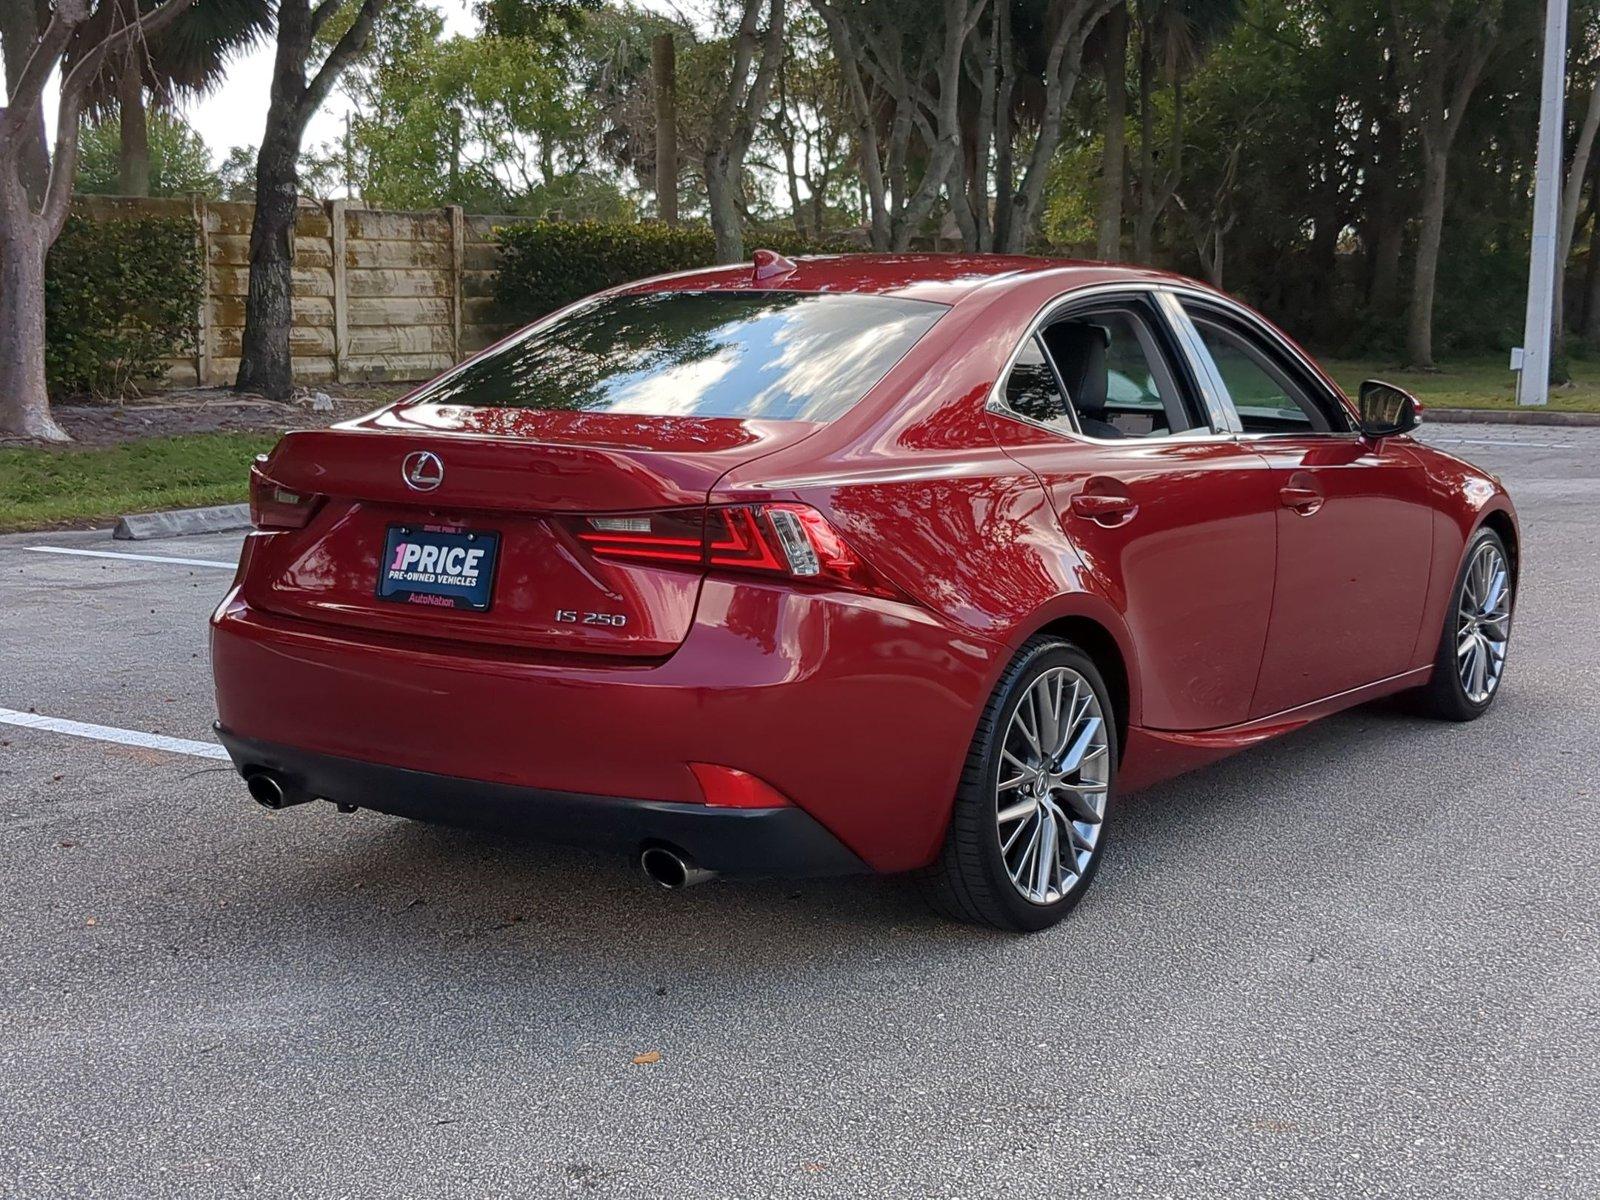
[
  {"left": 1411, "top": 527, "right": 1514, "bottom": 722},
  {"left": 918, "top": 636, "right": 1118, "bottom": 932}
]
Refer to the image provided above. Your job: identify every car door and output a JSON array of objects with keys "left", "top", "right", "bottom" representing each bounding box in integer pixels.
[
  {"left": 988, "top": 289, "right": 1281, "bottom": 732},
  {"left": 1175, "top": 297, "right": 1434, "bottom": 718}
]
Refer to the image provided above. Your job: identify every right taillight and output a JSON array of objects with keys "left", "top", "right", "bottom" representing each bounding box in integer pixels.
[
  {"left": 573, "top": 504, "right": 903, "bottom": 598},
  {"left": 248, "top": 459, "right": 323, "bottom": 530}
]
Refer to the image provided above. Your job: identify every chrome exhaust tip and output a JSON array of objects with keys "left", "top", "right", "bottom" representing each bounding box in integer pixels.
[
  {"left": 244, "top": 770, "right": 307, "bottom": 811},
  {"left": 638, "top": 846, "right": 717, "bottom": 889}
]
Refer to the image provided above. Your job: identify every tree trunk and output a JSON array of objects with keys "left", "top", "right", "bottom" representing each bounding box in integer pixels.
[
  {"left": 705, "top": 149, "right": 745, "bottom": 263},
  {"left": 783, "top": 138, "right": 805, "bottom": 233},
  {"left": 0, "top": 0, "right": 50, "bottom": 205},
  {"left": 991, "top": 0, "right": 1015, "bottom": 254},
  {"left": 998, "top": 0, "right": 1101, "bottom": 253},
  {"left": 1583, "top": 195, "right": 1600, "bottom": 346},
  {"left": 775, "top": 68, "right": 805, "bottom": 233},
  {"left": 237, "top": 127, "right": 300, "bottom": 399},
  {"left": 1363, "top": 83, "right": 1405, "bottom": 316},
  {"left": 118, "top": 50, "right": 150, "bottom": 197},
  {"left": 1406, "top": 150, "right": 1449, "bottom": 368},
  {"left": 1551, "top": 82, "right": 1600, "bottom": 377},
  {"left": 1095, "top": 2, "right": 1127, "bottom": 261},
  {"left": 0, "top": 222, "right": 68, "bottom": 440},
  {"left": 968, "top": 5, "right": 999, "bottom": 252},
  {"left": 701, "top": 0, "right": 782, "bottom": 263},
  {"left": 1132, "top": 19, "right": 1154, "bottom": 263},
  {"left": 236, "top": 0, "right": 385, "bottom": 398},
  {"left": 652, "top": 33, "right": 678, "bottom": 226}
]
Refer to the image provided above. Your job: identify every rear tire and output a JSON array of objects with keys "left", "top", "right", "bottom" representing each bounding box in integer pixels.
[
  {"left": 1410, "top": 526, "right": 1514, "bottom": 722},
  {"left": 917, "top": 636, "right": 1118, "bottom": 933}
]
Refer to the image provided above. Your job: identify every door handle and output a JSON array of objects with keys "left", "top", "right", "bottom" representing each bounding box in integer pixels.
[
  {"left": 1279, "top": 485, "right": 1324, "bottom": 515},
  {"left": 1069, "top": 492, "right": 1138, "bottom": 526}
]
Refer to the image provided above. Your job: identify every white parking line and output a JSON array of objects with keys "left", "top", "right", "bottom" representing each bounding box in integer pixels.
[
  {"left": 21, "top": 546, "right": 237, "bottom": 569},
  {"left": 0, "top": 706, "right": 231, "bottom": 761}
]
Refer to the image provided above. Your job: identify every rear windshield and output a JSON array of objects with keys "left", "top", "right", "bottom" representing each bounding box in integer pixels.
[{"left": 407, "top": 290, "right": 947, "bottom": 423}]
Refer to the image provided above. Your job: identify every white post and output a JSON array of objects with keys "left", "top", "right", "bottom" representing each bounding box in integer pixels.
[{"left": 1516, "top": 0, "right": 1569, "bottom": 406}]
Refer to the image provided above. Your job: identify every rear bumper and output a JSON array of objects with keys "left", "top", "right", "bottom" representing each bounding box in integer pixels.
[
  {"left": 216, "top": 728, "right": 867, "bottom": 878},
  {"left": 211, "top": 577, "right": 1000, "bottom": 873}
]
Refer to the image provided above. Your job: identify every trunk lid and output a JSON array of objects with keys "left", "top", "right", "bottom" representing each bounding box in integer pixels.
[{"left": 241, "top": 409, "right": 818, "bottom": 657}]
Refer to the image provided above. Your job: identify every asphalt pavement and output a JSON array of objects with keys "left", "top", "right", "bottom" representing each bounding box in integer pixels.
[{"left": 1, "top": 425, "right": 1596, "bottom": 1199}]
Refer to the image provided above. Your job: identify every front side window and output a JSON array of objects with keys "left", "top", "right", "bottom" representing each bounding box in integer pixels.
[
  {"left": 1185, "top": 309, "right": 1343, "bottom": 434},
  {"left": 407, "top": 290, "right": 948, "bottom": 423}
]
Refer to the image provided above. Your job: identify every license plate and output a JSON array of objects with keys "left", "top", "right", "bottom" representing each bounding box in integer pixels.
[{"left": 377, "top": 525, "right": 499, "bottom": 611}]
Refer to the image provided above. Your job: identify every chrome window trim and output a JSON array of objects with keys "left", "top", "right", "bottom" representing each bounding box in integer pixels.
[
  {"left": 985, "top": 282, "right": 1240, "bottom": 446},
  {"left": 1154, "top": 289, "right": 1240, "bottom": 433}
]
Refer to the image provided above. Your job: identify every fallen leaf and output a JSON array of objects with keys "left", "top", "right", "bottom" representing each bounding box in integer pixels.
[{"left": 631, "top": 1051, "right": 661, "bottom": 1065}]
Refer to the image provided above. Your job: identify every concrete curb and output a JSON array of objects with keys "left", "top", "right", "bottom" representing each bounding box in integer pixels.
[
  {"left": 1425, "top": 408, "right": 1600, "bottom": 427},
  {"left": 113, "top": 504, "right": 251, "bottom": 541}
]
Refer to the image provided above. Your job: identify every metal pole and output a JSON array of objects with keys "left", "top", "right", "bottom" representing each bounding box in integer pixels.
[{"left": 1516, "top": 0, "right": 1569, "bottom": 406}]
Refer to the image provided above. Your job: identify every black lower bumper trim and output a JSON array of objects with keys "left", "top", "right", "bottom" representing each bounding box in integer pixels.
[{"left": 215, "top": 727, "right": 869, "bottom": 879}]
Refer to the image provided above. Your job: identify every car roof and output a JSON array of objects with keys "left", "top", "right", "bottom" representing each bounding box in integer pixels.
[{"left": 617, "top": 252, "right": 1186, "bottom": 307}]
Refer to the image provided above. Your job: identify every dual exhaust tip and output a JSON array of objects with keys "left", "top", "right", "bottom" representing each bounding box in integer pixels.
[
  {"left": 244, "top": 770, "right": 310, "bottom": 811},
  {"left": 638, "top": 845, "right": 717, "bottom": 889},
  {"left": 245, "top": 772, "right": 715, "bottom": 889}
]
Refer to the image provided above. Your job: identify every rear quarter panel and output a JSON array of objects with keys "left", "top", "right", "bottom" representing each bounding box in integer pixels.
[{"left": 710, "top": 269, "right": 1154, "bottom": 730}]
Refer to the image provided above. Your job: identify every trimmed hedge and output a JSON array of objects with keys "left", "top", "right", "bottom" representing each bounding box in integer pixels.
[
  {"left": 494, "top": 221, "right": 859, "bottom": 323},
  {"left": 46, "top": 213, "right": 201, "bottom": 398}
]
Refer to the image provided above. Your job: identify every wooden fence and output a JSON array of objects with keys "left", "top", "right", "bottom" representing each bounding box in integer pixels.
[{"left": 73, "top": 194, "right": 534, "bottom": 389}]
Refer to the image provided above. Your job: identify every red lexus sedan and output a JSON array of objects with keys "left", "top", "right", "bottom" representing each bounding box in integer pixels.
[{"left": 212, "top": 253, "right": 1518, "bottom": 931}]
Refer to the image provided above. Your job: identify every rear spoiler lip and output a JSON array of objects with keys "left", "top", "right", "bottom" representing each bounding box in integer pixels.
[{"left": 257, "top": 419, "right": 830, "bottom": 515}]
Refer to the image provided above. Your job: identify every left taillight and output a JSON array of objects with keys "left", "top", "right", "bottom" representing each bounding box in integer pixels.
[
  {"left": 571, "top": 503, "right": 904, "bottom": 599},
  {"left": 248, "top": 459, "right": 322, "bottom": 530}
]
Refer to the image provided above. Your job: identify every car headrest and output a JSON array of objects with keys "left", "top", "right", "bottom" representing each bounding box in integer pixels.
[{"left": 1045, "top": 323, "right": 1111, "bottom": 416}]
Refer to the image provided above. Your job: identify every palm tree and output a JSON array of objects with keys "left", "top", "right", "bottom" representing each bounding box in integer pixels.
[{"left": 77, "top": 0, "right": 271, "bottom": 196}]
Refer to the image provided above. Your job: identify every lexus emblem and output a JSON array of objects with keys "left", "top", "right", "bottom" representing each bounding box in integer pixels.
[{"left": 402, "top": 450, "right": 444, "bottom": 492}]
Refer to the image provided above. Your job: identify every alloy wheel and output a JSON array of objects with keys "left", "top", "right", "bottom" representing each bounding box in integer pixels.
[
  {"left": 1456, "top": 539, "right": 1512, "bottom": 704},
  {"left": 995, "top": 666, "right": 1110, "bottom": 905}
]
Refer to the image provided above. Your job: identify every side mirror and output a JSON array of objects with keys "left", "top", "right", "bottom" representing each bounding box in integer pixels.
[{"left": 1358, "top": 379, "right": 1422, "bottom": 438}]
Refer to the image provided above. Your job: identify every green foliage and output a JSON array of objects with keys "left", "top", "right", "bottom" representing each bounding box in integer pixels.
[
  {"left": 74, "top": 111, "right": 221, "bottom": 196},
  {"left": 1042, "top": 139, "right": 1104, "bottom": 250},
  {"left": 475, "top": 0, "right": 600, "bottom": 40},
  {"left": 0, "top": 433, "right": 278, "bottom": 533},
  {"left": 328, "top": 0, "right": 633, "bottom": 215},
  {"left": 214, "top": 144, "right": 260, "bottom": 199},
  {"left": 494, "top": 221, "right": 858, "bottom": 321},
  {"left": 45, "top": 214, "right": 201, "bottom": 398}
]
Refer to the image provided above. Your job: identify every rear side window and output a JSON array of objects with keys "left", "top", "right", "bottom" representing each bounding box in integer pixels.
[
  {"left": 1004, "top": 336, "right": 1070, "bottom": 426},
  {"left": 407, "top": 290, "right": 947, "bottom": 423}
]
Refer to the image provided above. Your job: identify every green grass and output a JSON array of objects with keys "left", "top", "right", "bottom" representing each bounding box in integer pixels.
[
  {"left": 0, "top": 432, "right": 278, "bottom": 533},
  {"left": 1324, "top": 356, "right": 1600, "bottom": 411}
]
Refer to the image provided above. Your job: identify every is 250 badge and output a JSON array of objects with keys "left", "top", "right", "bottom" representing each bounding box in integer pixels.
[{"left": 554, "top": 609, "right": 628, "bottom": 627}]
